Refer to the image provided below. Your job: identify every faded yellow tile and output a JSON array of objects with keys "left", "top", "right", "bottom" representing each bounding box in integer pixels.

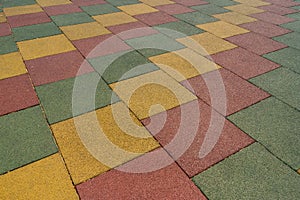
[
  {"left": 3, "top": 4, "right": 43, "bottom": 16},
  {"left": 60, "top": 22, "right": 111, "bottom": 40},
  {"left": 234, "top": 0, "right": 270, "bottom": 7},
  {"left": 140, "top": 0, "right": 175, "bottom": 6},
  {"left": 17, "top": 34, "right": 76, "bottom": 60},
  {"left": 225, "top": 4, "right": 264, "bottom": 15},
  {"left": 51, "top": 102, "right": 159, "bottom": 184},
  {"left": 197, "top": 21, "right": 249, "bottom": 38},
  {"left": 118, "top": 3, "right": 158, "bottom": 16},
  {"left": 298, "top": 169, "right": 300, "bottom": 174},
  {"left": 0, "top": 12, "right": 6, "bottom": 23},
  {"left": 110, "top": 70, "right": 197, "bottom": 119},
  {"left": 0, "top": 52, "right": 27, "bottom": 80},
  {"left": 36, "top": 0, "right": 72, "bottom": 7},
  {"left": 213, "top": 12, "right": 257, "bottom": 25},
  {"left": 177, "top": 32, "right": 237, "bottom": 55},
  {"left": 0, "top": 154, "right": 79, "bottom": 200},
  {"left": 93, "top": 12, "right": 137, "bottom": 27},
  {"left": 149, "top": 48, "right": 220, "bottom": 81}
]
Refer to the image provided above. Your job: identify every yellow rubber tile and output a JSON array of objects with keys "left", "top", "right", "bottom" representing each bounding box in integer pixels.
[
  {"left": 225, "top": 4, "right": 264, "bottom": 15},
  {"left": 118, "top": 3, "right": 158, "bottom": 16},
  {"left": 110, "top": 70, "right": 197, "bottom": 119},
  {"left": 51, "top": 102, "right": 159, "bottom": 184},
  {"left": 17, "top": 34, "right": 76, "bottom": 60},
  {"left": 36, "top": 0, "right": 72, "bottom": 7},
  {"left": 0, "top": 154, "right": 79, "bottom": 200},
  {"left": 177, "top": 32, "right": 237, "bottom": 55},
  {"left": 140, "top": 0, "right": 175, "bottom": 6},
  {"left": 234, "top": 0, "right": 270, "bottom": 7},
  {"left": 196, "top": 21, "right": 249, "bottom": 38},
  {"left": 149, "top": 48, "right": 220, "bottom": 81},
  {"left": 0, "top": 52, "right": 27, "bottom": 80},
  {"left": 213, "top": 12, "right": 257, "bottom": 25},
  {"left": 3, "top": 4, "right": 43, "bottom": 16},
  {"left": 0, "top": 12, "right": 6, "bottom": 23},
  {"left": 60, "top": 22, "right": 111, "bottom": 41},
  {"left": 93, "top": 12, "right": 138, "bottom": 27}
]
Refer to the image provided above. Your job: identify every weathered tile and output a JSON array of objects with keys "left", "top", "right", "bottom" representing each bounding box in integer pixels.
[
  {"left": 250, "top": 12, "right": 295, "bottom": 25},
  {"left": 7, "top": 12, "right": 51, "bottom": 28},
  {"left": 118, "top": 3, "right": 158, "bottom": 16},
  {"left": 204, "top": 0, "right": 238, "bottom": 7},
  {"left": 3, "top": 4, "right": 43, "bottom": 16},
  {"left": 285, "top": 12, "right": 300, "bottom": 20},
  {"left": 264, "top": 0, "right": 300, "bottom": 7},
  {"left": 213, "top": 12, "right": 257, "bottom": 25},
  {"left": 281, "top": 20, "right": 300, "bottom": 33},
  {"left": 105, "top": 0, "right": 140, "bottom": 6},
  {"left": 173, "top": 0, "right": 208, "bottom": 6},
  {"left": 259, "top": 4, "right": 299, "bottom": 15},
  {"left": 72, "top": 0, "right": 106, "bottom": 6},
  {"left": 44, "top": 4, "right": 82, "bottom": 16},
  {"left": 93, "top": 12, "right": 137, "bottom": 27},
  {"left": 273, "top": 32, "right": 300, "bottom": 50},
  {"left": 140, "top": 0, "right": 175, "bottom": 6},
  {"left": 155, "top": 4, "right": 195, "bottom": 15},
  {"left": 50, "top": 12, "right": 94, "bottom": 26},
  {"left": 234, "top": 0, "right": 270, "bottom": 7},
  {"left": 0, "top": 13, "right": 6, "bottom": 23},
  {"left": 191, "top": 4, "right": 229, "bottom": 15},
  {"left": 0, "top": 35, "right": 17, "bottom": 55},
  {"left": 81, "top": 3, "right": 120, "bottom": 15},
  {"left": 174, "top": 12, "right": 217, "bottom": 25},
  {"left": 36, "top": 0, "right": 72, "bottom": 7},
  {"left": 0, "top": 0, "right": 36, "bottom": 8},
  {"left": 0, "top": 52, "right": 27, "bottom": 80},
  {"left": 224, "top": 4, "right": 264, "bottom": 15},
  {"left": 135, "top": 11, "right": 178, "bottom": 26}
]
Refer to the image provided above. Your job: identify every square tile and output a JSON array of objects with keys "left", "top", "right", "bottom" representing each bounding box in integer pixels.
[
  {"left": 118, "top": 3, "right": 158, "bottom": 16},
  {"left": 0, "top": 74, "right": 39, "bottom": 116},
  {"left": 173, "top": 0, "right": 208, "bottom": 6},
  {"left": 177, "top": 32, "right": 237, "bottom": 55},
  {"left": 110, "top": 70, "right": 197, "bottom": 119},
  {"left": 273, "top": 32, "right": 300, "bottom": 50},
  {"left": 250, "top": 12, "right": 295, "bottom": 25},
  {"left": 181, "top": 68, "right": 270, "bottom": 115},
  {"left": 7, "top": 12, "right": 51, "bottom": 28},
  {"left": 229, "top": 97, "right": 300, "bottom": 170},
  {"left": 105, "top": 0, "right": 140, "bottom": 6},
  {"left": 0, "top": 23, "right": 11, "bottom": 37},
  {"left": 234, "top": 0, "right": 270, "bottom": 7},
  {"left": 135, "top": 11, "right": 178, "bottom": 26},
  {"left": 3, "top": 4, "right": 43, "bottom": 16},
  {"left": 60, "top": 22, "right": 111, "bottom": 40},
  {"left": 225, "top": 4, "right": 264, "bottom": 15},
  {"left": 0, "top": 106, "right": 57, "bottom": 174},
  {"left": 149, "top": 48, "right": 220, "bottom": 81},
  {"left": 50, "top": 12, "right": 94, "bottom": 26},
  {"left": 205, "top": 0, "right": 238, "bottom": 6},
  {"left": 211, "top": 47, "right": 280, "bottom": 79},
  {"left": 0, "top": 52, "right": 27, "bottom": 80},
  {"left": 0, "top": 36, "right": 17, "bottom": 55},
  {"left": 142, "top": 99, "right": 254, "bottom": 177},
  {"left": 17, "top": 34, "right": 76, "bottom": 60},
  {"left": 191, "top": 4, "right": 229, "bottom": 15},
  {"left": 250, "top": 67, "right": 300, "bottom": 109},
  {"left": 12, "top": 22, "right": 61, "bottom": 42},
  {"left": 72, "top": 0, "right": 106, "bottom": 6},
  {"left": 51, "top": 102, "right": 159, "bottom": 184},
  {"left": 140, "top": 0, "right": 175, "bottom": 6},
  {"left": 76, "top": 152, "right": 206, "bottom": 199},
  {"left": 240, "top": 21, "right": 292, "bottom": 38},
  {"left": 25, "top": 50, "right": 94, "bottom": 86},
  {"left": 93, "top": 12, "right": 137, "bottom": 27},
  {"left": 0, "top": 154, "right": 78, "bottom": 199},
  {"left": 226, "top": 32, "right": 287, "bottom": 55},
  {"left": 259, "top": 4, "right": 299, "bottom": 15},
  {"left": 155, "top": 4, "right": 195, "bottom": 15},
  {"left": 197, "top": 21, "right": 249, "bottom": 38},
  {"left": 81, "top": 3, "right": 120, "bottom": 15},
  {"left": 44, "top": 4, "right": 82, "bottom": 16},
  {"left": 213, "top": 12, "right": 257, "bottom": 25},
  {"left": 193, "top": 143, "right": 300, "bottom": 200},
  {"left": 36, "top": 72, "right": 119, "bottom": 124},
  {"left": 174, "top": 12, "right": 217, "bottom": 25},
  {"left": 264, "top": 0, "right": 300, "bottom": 7},
  {"left": 281, "top": 20, "right": 300, "bottom": 33},
  {"left": 36, "top": 0, "right": 71, "bottom": 7},
  {"left": 263, "top": 47, "right": 300, "bottom": 74}
]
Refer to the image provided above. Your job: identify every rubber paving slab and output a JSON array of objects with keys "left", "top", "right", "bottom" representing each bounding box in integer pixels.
[{"left": 0, "top": 0, "right": 300, "bottom": 199}]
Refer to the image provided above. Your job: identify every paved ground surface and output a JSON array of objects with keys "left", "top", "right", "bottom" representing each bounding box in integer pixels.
[{"left": 0, "top": 0, "right": 300, "bottom": 199}]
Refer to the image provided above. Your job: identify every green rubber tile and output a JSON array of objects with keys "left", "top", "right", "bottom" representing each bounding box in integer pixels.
[
  {"left": 0, "top": 35, "right": 18, "bottom": 55},
  {"left": 273, "top": 32, "right": 300, "bottom": 50},
  {"left": 89, "top": 50, "right": 158, "bottom": 84},
  {"left": 174, "top": 12, "right": 217, "bottom": 25},
  {"left": 137, "top": 48, "right": 168, "bottom": 58},
  {"left": 204, "top": 0, "right": 238, "bottom": 7},
  {"left": 154, "top": 21, "right": 204, "bottom": 39},
  {"left": 250, "top": 67, "right": 300, "bottom": 110},
  {"left": 1, "top": 0, "right": 36, "bottom": 8},
  {"left": 286, "top": 12, "right": 300, "bottom": 20},
  {"left": 0, "top": 106, "right": 57, "bottom": 174},
  {"left": 228, "top": 97, "right": 300, "bottom": 170},
  {"left": 105, "top": 0, "right": 139, "bottom": 6},
  {"left": 36, "top": 72, "right": 119, "bottom": 124},
  {"left": 12, "top": 22, "right": 61, "bottom": 42},
  {"left": 81, "top": 4, "right": 120, "bottom": 15},
  {"left": 281, "top": 20, "right": 300, "bottom": 33},
  {"left": 51, "top": 12, "right": 94, "bottom": 26},
  {"left": 263, "top": 47, "right": 300, "bottom": 74},
  {"left": 193, "top": 143, "right": 300, "bottom": 200},
  {"left": 191, "top": 4, "right": 229, "bottom": 15},
  {"left": 292, "top": 6, "right": 300, "bottom": 10}
]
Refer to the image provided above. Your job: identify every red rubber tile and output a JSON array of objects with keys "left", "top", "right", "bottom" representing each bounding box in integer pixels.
[
  {"left": 71, "top": 0, "right": 106, "bottom": 6},
  {"left": 142, "top": 99, "right": 254, "bottom": 177},
  {"left": 76, "top": 152, "right": 207, "bottom": 200},
  {"left": 250, "top": 12, "right": 295, "bottom": 25},
  {"left": 264, "top": 0, "right": 300, "bottom": 7},
  {"left": 25, "top": 50, "right": 94, "bottom": 86},
  {"left": 134, "top": 11, "right": 178, "bottom": 26},
  {"left": 7, "top": 12, "right": 51, "bottom": 28},
  {"left": 239, "top": 21, "right": 292, "bottom": 38},
  {"left": 259, "top": 4, "right": 299, "bottom": 15},
  {"left": 181, "top": 68, "right": 270, "bottom": 116},
  {"left": 0, "top": 74, "right": 39, "bottom": 116},
  {"left": 0, "top": 23, "right": 11, "bottom": 37},
  {"left": 173, "top": 0, "right": 208, "bottom": 6},
  {"left": 211, "top": 47, "right": 280, "bottom": 79},
  {"left": 226, "top": 32, "right": 287, "bottom": 55},
  {"left": 44, "top": 4, "right": 82, "bottom": 16},
  {"left": 155, "top": 4, "right": 195, "bottom": 15}
]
